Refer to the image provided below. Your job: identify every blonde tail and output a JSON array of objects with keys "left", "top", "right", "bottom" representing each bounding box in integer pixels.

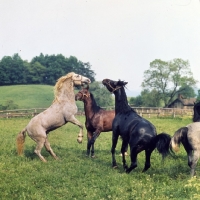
[
  {"left": 170, "top": 137, "right": 180, "bottom": 152},
  {"left": 170, "top": 127, "right": 188, "bottom": 153},
  {"left": 16, "top": 128, "right": 27, "bottom": 155}
]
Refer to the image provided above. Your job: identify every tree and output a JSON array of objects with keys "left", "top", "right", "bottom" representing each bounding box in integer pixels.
[
  {"left": 129, "top": 96, "right": 143, "bottom": 107},
  {"left": 25, "top": 61, "right": 47, "bottom": 84},
  {"left": 142, "top": 58, "right": 197, "bottom": 107},
  {"left": 140, "top": 89, "right": 162, "bottom": 107},
  {"left": 196, "top": 90, "right": 200, "bottom": 102},
  {"left": 178, "top": 85, "right": 196, "bottom": 98},
  {"left": 0, "top": 54, "right": 27, "bottom": 85}
]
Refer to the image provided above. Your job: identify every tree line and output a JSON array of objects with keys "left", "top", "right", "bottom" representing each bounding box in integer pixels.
[
  {"left": 0, "top": 54, "right": 199, "bottom": 109},
  {"left": 0, "top": 53, "right": 95, "bottom": 85}
]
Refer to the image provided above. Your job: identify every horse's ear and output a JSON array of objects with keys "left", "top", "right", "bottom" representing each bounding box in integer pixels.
[{"left": 124, "top": 82, "right": 128, "bottom": 86}]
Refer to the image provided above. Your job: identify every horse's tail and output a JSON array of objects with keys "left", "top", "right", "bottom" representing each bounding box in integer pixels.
[
  {"left": 155, "top": 132, "right": 171, "bottom": 158},
  {"left": 16, "top": 128, "right": 27, "bottom": 155},
  {"left": 170, "top": 127, "right": 188, "bottom": 152}
]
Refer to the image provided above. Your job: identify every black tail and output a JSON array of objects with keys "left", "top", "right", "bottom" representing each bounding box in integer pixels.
[
  {"left": 155, "top": 133, "right": 171, "bottom": 158},
  {"left": 170, "top": 127, "right": 189, "bottom": 152}
]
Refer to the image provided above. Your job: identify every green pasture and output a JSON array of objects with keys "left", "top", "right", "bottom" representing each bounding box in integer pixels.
[
  {"left": 0, "top": 85, "right": 83, "bottom": 109},
  {"left": 0, "top": 116, "right": 200, "bottom": 200}
]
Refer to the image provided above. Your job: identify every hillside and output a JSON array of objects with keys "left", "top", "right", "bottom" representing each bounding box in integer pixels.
[
  {"left": 0, "top": 85, "right": 55, "bottom": 109},
  {"left": 0, "top": 85, "right": 84, "bottom": 110}
]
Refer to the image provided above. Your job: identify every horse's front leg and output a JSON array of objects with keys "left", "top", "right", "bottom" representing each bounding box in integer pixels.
[
  {"left": 86, "top": 131, "right": 93, "bottom": 157},
  {"left": 69, "top": 115, "right": 84, "bottom": 143},
  {"left": 88, "top": 130, "right": 101, "bottom": 158},
  {"left": 111, "top": 132, "right": 119, "bottom": 168}
]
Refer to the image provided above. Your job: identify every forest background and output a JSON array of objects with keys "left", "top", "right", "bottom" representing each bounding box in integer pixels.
[{"left": 0, "top": 53, "right": 200, "bottom": 110}]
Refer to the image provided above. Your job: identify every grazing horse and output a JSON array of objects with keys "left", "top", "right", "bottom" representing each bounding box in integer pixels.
[
  {"left": 16, "top": 72, "right": 91, "bottom": 162},
  {"left": 75, "top": 85, "right": 128, "bottom": 157},
  {"left": 170, "top": 101, "right": 200, "bottom": 176},
  {"left": 102, "top": 78, "right": 171, "bottom": 173}
]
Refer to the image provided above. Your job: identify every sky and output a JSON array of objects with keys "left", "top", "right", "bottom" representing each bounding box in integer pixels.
[{"left": 1, "top": 0, "right": 200, "bottom": 96}]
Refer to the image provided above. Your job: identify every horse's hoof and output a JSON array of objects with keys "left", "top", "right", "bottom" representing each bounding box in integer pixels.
[
  {"left": 77, "top": 139, "right": 82, "bottom": 143},
  {"left": 91, "top": 155, "right": 95, "bottom": 158},
  {"left": 126, "top": 169, "right": 131, "bottom": 174},
  {"left": 112, "top": 165, "right": 118, "bottom": 169},
  {"left": 123, "top": 165, "right": 128, "bottom": 170}
]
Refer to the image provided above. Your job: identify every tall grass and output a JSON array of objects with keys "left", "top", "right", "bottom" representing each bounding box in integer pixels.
[{"left": 0, "top": 116, "right": 199, "bottom": 199}]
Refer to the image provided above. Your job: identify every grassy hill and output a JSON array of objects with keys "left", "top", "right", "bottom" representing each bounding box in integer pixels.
[
  {"left": 1, "top": 85, "right": 115, "bottom": 110},
  {"left": 0, "top": 85, "right": 55, "bottom": 109}
]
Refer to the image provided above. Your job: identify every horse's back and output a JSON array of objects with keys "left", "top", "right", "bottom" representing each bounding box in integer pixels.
[
  {"left": 114, "top": 111, "right": 156, "bottom": 138},
  {"left": 186, "top": 122, "right": 200, "bottom": 148}
]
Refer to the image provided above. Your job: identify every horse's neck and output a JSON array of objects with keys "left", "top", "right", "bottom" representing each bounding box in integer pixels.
[
  {"left": 114, "top": 88, "right": 131, "bottom": 114},
  {"left": 57, "top": 80, "right": 75, "bottom": 103},
  {"left": 83, "top": 97, "right": 95, "bottom": 118}
]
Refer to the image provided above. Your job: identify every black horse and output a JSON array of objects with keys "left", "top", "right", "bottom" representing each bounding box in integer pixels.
[
  {"left": 193, "top": 101, "right": 200, "bottom": 122},
  {"left": 102, "top": 78, "right": 171, "bottom": 173}
]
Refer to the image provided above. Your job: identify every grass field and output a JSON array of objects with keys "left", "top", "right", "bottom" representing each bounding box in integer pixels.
[
  {"left": 0, "top": 116, "right": 200, "bottom": 199},
  {"left": 0, "top": 85, "right": 83, "bottom": 109}
]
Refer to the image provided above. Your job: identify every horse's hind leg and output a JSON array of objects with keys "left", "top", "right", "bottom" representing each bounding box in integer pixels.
[
  {"left": 121, "top": 140, "right": 128, "bottom": 170},
  {"left": 34, "top": 139, "right": 47, "bottom": 162},
  {"left": 142, "top": 148, "right": 154, "bottom": 172},
  {"left": 189, "top": 150, "right": 199, "bottom": 176},
  {"left": 126, "top": 149, "right": 138, "bottom": 174},
  {"left": 44, "top": 138, "right": 58, "bottom": 160}
]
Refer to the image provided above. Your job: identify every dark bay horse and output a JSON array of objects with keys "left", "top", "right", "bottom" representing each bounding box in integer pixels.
[
  {"left": 75, "top": 85, "right": 128, "bottom": 157},
  {"left": 16, "top": 72, "right": 91, "bottom": 162},
  {"left": 102, "top": 79, "right": 171, "bottom": 173},
  {"left": 170, "top": 101, "right": 200, "bottom": 176}
]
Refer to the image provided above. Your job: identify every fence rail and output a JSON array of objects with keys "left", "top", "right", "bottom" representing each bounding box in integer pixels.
[{"left": 0, "top": 107, "right": 194, "bottom": 119}]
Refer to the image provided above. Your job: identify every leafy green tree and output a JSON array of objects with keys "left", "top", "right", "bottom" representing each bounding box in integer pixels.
[
  {"left": 140, "top": 89, "right": 162, "bottom": 107},
  {"left": 142, "top": 58, "right": 197, "bottom": 107},
  {"left": 196, "top": 90, "right": 200, "bottom": 102},
  {"left": 129, "top": 95, "right": 143, "bottom": 107},
  {"left": 0, "top": 54, "right": 27, "bottom": 85},
  {"left": 178, "top": 85, "right": 196, "bottom": 98},
  {"left": 31, "top": 54, "right": 95, "bottom": 85},
  {"left": 25, "top": 61, "right": 47, "bottom": 84}
]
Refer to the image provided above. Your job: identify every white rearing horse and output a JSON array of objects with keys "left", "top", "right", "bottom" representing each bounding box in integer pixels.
[{"left": 16, "top": 72, "right": 91, "bottom": 162}]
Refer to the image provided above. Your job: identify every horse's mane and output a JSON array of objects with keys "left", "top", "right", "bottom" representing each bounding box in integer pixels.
[
  {"left": 53, "top": 72, "right": 75, "bottom": 102},
  {"left": 115, "top": 85, "right": 135, "bottom": 114},
  {"left": 90, "top": 92, "right": 102, "bottom": 113},
  {"left": 193, "top": 101, "right": 200, "bottom": 122}
]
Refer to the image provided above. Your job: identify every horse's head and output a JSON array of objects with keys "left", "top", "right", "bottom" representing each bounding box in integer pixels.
[
  {"left": 102, "top": 79, "right": 128, "bottom": 93},
  {"left": 72, "top": 73, "right": 91, "bottom": 86},
  {"left": 75, "top": 84, "right": 90, "bottom": 101}
]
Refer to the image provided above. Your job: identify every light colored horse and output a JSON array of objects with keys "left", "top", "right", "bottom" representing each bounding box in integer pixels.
[
  {"left": 170, "top": 101, "right": 200, "bottom": 176},
  {"left": 171, "top": 123, "right": 200, "bottom": 176},
  {"left": 16, "top": 72, "right": 91, "bottom": 162}
]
